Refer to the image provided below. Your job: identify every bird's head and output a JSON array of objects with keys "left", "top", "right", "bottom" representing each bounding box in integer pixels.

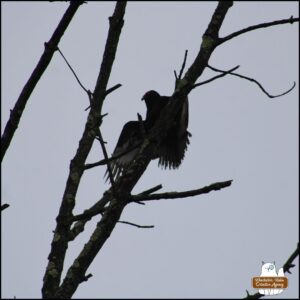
[
  {"left": 142, "top": 90, "right": 160, "bottom": 103},
  {"left": 141, "top": 90, "right": 161, "bottom": 110}
]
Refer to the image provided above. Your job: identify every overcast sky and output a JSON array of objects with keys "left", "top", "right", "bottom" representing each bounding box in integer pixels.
[{"left": 1, "top": 2, "right": 299, "bottom": 299}]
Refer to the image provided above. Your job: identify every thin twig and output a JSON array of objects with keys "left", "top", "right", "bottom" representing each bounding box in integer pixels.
[
  {"left": 85, "top": 85, "right": 122, "bottom": 111},
  {"left": 191, "top": 65, "right": 240, "bottom": 90},
  {"left": 118, "top": 220, "right": 154, "bottom": 229},
  {"left": 57, "top": 47, "right": 89, "bottom": 94},
  {"left": 178, "top": 50, "right": 188, "bottom": 79},
  {"left": 283, "top": 243, "right": 299, "bottom": 274},
  {"left": 219, "top": 17, "right": 299, "bottom": 45},
  {"left": 130, "top": 184, "right": 163, "bottom": 205},
  {"left": 105, "top": 83, "right": 122, "bottom": 96},
  {"left": 84, "top": 142, "right": 141, "bottom": 170},
  {"left": 174, "top": 70, "right": 178, "bottom": 80},
  {"left": 80, "top": 273, "right": 93, "bottom": 283},
  {"left": 131, "top": 180, "right": 233, "bottom": 202},
  {"left": 137, "top": 184, "right": 163, "bottom": 196},
  {"left": 72, "top": 207, "right": 104, "bottom": 222},
  {"left": 207, "top": 65, "right": 296, "bottom": 98}
]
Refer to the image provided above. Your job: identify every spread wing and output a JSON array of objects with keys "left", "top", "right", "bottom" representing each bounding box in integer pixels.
[
  {"left": 105, "top": 121, "right": 143, "bottom": 182},
  {"left": 157, "top": 96, "right": 191, "bottom": 169}
]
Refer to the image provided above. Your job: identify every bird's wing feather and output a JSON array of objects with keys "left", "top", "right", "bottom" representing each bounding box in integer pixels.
[
  {"left": 157, "top": 96, "right": 191, "bottom": 169},
  {"left": 105, "top": 121, "right": 143, "bottom": 182}
]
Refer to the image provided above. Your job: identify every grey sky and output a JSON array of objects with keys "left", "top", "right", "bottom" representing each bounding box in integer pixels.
[{"left": 1, "top": 2, "right": 299, "bottom": 298}]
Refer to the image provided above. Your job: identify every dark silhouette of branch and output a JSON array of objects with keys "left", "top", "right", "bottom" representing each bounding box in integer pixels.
[
  {"left": 105, "top": 83, "right": 122, "bottom": 96},
  {"left": 42, "top": 2, "right": 127, "bottom": 298},
  {"left": 208, "top": 65, "right": 296, "bottom": 98},
  {"left": 69, "top": 193, "right": 112, "bottom": 241},
  {"left": 118, "top": 220, "right": 154, "bottom": 229},
  {"left": 71, "top": 185, "right": 162, "bottom": 226},
  {"left": 174, "top": 50, "right": 188, "bottom": 89},
  {"left": 72, "top": 180, "right": 232, "bottom": 227},
  {"left": 1, "top": 204, "right": 10, "bottom": 211},
  {"left": 71, "top": 206, "right": 105, "bottom": 223},
  {"left": 57, "top": 47, "right": 89, "bottom": 94},
  {"left": 58, "top": 197, "right": 127, "bottom": 298},
  {"left": 132, "top": 184, "right": 163, "bottom": 205},
  {"left": 1, "top": 1, "right": 84, "bottom": 163},
  {"left": 178, "top": 50, "right": 188, "bottom": 80},
  {"left": 131, "top": 180, "right": 233, "bottom": 202},
  {"left": 80, "top": 273, "right": 93, "bottom": 283},
  {"left": 191, "top": 65, "right": 240, "bottom": 90},
  {"left": 244, "top": 290, "right": 261, "bottom": 299},
  {"left": 84, "top": 142, "right": 141, "bottom": 170},
  {"left": 84, "top": 84, "right": 122, "bottom": 111},
  {"left": 219, "top": 17, "right": 299, "bottom": 45},
  {"left": 283, "top": 243, "right": 299, "bottom": 274},
  {"left": 138, "top": 184, "right": 163, "bottom": 196}
]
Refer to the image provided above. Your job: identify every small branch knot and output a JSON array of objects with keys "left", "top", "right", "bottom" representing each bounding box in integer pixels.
[{"left": 44, "top": 42, "right": 58, "bottom": 52}]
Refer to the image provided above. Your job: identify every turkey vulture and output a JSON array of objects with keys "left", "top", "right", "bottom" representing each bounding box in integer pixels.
[
  {"left": 142, "top": 90, "right": 191, "bottom": 169},
  {"left": 105, "top": 90, "right": 191, "bottom": 181}
]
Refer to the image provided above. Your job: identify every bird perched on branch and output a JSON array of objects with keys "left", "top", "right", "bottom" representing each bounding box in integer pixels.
[{"left": 105, "top": 90, "right": 191, "bottom": 182}]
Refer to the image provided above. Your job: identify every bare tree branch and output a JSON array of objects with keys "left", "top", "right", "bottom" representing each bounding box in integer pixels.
[
  {"left": 174, "top": 70, "right": 178, "bottom": 80},
  {"left": 57, "top": 198, "right": 127, "bottom": 298},
  {"left": 80, "top": 273, "right": 93, "bottom": 283},
  {"left": 138, "top": 184, "right": 163, "bottom": 196},
  {"left": 1, "top": 204, "right": 10, "bottom": 211},
  {"left": 208, "top": 65, "right": 296, "bottom": 98},
  {"left": 131, "top": 180, "right": 233, "bottom": 202},
  {"left": 219, "top": 17, "right": 299, "bottom": 45},
  {"left": 105, "top": 83, "right": 122, "bottom": 96},
  {"left": 178, "top": 50, "right": 188, "bottom": 80},
  {"left": 57, "top": 47, "right": 89, "bottom": 94},
  {"left": 42, "top": 2, "right": 127, "bottom": 298},
  {"left": 71, "top": 184, "right": 164, "bottom": 224},
  {"left": 191, "top": 65, "right": 240, "bottom": 90},
  {"left": 84, "top": 142, "right": 141, "bottom": 170},
  {"left": 1, "top": 1, "right": 85, "bottom": 163},
  {"left": 118, "top": 220, "right": 154, "bottom": 229},
  {"left": 283, "top": 243, "right": 299, "bottom": 274},
  {"left": 69, "top": 192, "right": 112, "bottom": 240}
]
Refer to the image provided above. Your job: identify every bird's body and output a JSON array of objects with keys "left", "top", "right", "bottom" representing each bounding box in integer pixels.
[
  {"left": 105, "top": 90, "right": 191, "bottom": 182},
  {"left": 142, "top": 90, "right": 191, "bottom": 169}
]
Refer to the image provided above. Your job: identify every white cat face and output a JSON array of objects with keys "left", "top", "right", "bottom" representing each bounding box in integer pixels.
[{"left": 261, "top": 262, "right": 277, "bottom": 276}]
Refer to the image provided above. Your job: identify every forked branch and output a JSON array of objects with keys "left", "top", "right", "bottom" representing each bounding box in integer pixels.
[{"left": 131, "top": 180, "right": 233, "bottom": 202}]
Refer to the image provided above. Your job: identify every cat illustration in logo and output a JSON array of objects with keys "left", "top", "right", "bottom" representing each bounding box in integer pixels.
[{"left": 259, "top": 261, "right": 284, "bottom": 295}]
